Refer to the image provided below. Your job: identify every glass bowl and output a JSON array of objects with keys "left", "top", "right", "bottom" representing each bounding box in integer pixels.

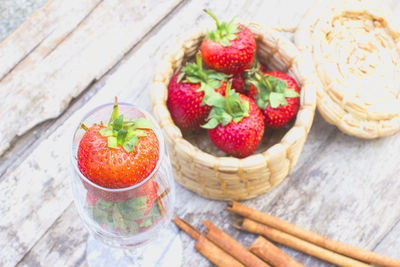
[{"left": 70, "top": 102, "right": 175, "bottom": 248}]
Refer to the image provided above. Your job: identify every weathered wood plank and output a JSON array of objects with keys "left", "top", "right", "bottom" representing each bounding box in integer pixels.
[
  {"left": 0, "top": 0, "right": 183, "bottom": 157},
  {"left": 16, "top": 204, "right": 88, "bottom": 267},
  {"left": 0, "top": 0, "right": 48, "bottom": 41},
  {"left": 0, "top": 0, "right": 101, "bottom": 81},
  {"left": 0, "top": 0, "right": 185, "bottom": 266},
  {"left": 4, "top": 0, "right": 400, "bottom": 266},
  {"left": 373, "top": 218, "right": 400, "bottom": 262}
]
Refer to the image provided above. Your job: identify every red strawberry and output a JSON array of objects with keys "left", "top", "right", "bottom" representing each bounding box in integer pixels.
[
  {"left": 78, "top": 98, "right": 159, "bottom": 189},
  {"left": 132, "top": 180, "right": 159, "bottom": 216},
  {"left": 232, "top": 59, "right": 266, "bottom": 94},
  {"left": 231, "top": 74, "right": 246, "bottom": 94},
  {"left": 200, "top": 10, "right": 256, "bottom": 76},
  {"left": 248, "top": 71, "right": 300, "bottom": 128},
  {"left": 203, "top": 82, "right": 264, "bottom": 158},
  {"left": 167, "top": 54, "right": 229, "bottom": 130},
  {"left": 86, "top": 192, "right": 100, "bottom": 206}
]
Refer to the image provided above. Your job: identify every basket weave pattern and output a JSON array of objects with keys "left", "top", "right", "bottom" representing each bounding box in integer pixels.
[
  {"left": 295, "top": 0, "right": 400, "bottom": 138},
  {"left": 151, "top": 23, "right": 316, "bottom": 200}
]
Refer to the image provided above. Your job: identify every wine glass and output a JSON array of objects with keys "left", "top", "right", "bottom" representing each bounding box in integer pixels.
[{"left": 70, "top": 102, "right": 180, "bottom": 266}]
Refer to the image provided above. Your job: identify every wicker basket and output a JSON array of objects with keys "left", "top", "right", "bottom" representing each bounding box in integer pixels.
[
  {"left": 151, "top": 23, "right": 317, "bottom": 200},
  {"left": 295, "top": 0, "right": 400, "bottom": 139}
]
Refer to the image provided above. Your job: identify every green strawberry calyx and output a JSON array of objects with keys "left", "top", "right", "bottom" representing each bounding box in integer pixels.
[
  {"left": 98, "top": 97, "right": 155, "bottom": 152},
  {"left": 203, "top": 9, "right": 241, "bottom": 47},
  {"left": 249, "top": 72, "right": 300, "bottom": 110},
  {"left": 243, "top": 57, "right": 263, "bottom": 91},
  {"left": 178, "top": 53, "right": 229, "bottom": 105},
  {"left": 202, "top": 81, "right": 249, "bottom": 129},
  {"left": 87, "top": 192, "right": 162, "bottom": 234}
]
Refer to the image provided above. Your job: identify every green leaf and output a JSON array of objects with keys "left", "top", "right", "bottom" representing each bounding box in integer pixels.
[
  {"left": 208, "top": 72, "right": 229, "bottom": 81},
  {"left": 112, "top": 115, "right": 124, "bottom": 131},
  {"left": 207, "top": 80, "right": 222, "bottom": 90},
  {"left": 123, "top": 135, "right": 138, "bottom": 152},
  {"left": 117, "top": 129, "right": 127, "bottom": 145},
  {"left": 185, "top": 76, "right": 202, "bottom": 84},
  {"left": 99, "top": 128, "right": 113, "bottom": 137},
  {"left": 269, "top": 92, "right": 286, "bottom": 108},
  {"left": 257, "top": 97, "right": 268, "bottom": 110},
  {"left": 139, "top": 217, "right": 154, "bottom": 228},
  {"left": 202, "top": 118, "right": 219, "bottom": 129},
  {"left": 102, "top": 98, "right": 156, "bottom": 152},
  {"left": 112, "top": 205, "right": 127, "bottom": 230},
  {"left": 119, "top": 196, "right": 148, "bottom": 221},
  {"left": 108, "top": 136, "right": 118, "bottom": 149},
  {"left": 126, "top": 220, "right": 139, "bottom": 234},
  {"left": 203, "top": 91, "right": 226, "bottom": 108},
  {"left": 88, "top": 200, "right": 115, "bottom": 225},
  {"left": 133, "top": 117, "right": 155, "bottom": 129},
  {"left": 88, "top": 207, "right": 108, "bottom": 224},
  {"left": 204, "top": 10, "right": 239, "bottom": 46},
  {"left": 284, "top": 88, "right": 300, "bottom": 98},
  {"left": 220, "top": 39, "right": 231, "bottom": 47},
  {"left": 233, "top": 117, "right": 242, "bottom": 123},
  {"left": 226, "top": 33, "right": 237, "bottom": 40},
  {"left": 177, "top": 72, "right": 185, "bottom": 83},
  {"left": 266, "top": 75, "right": 287, "bottom": 93},
  {"left": 220, "top": 112, "right": 233, "bottom": 126},
  {"left": 140, "top": 203, "right": 162, "bottom": 228}
]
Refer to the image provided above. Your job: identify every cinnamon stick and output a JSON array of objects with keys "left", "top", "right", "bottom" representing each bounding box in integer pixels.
[
  {"left": 203, "top": 220, "right": 270, "bottom": 267},
  {"left": 236, "top": 218, "right": 372, "bottom": 267},
  {"left": 249, "top": 236, "right": 304, "bottom": 267},
  {"left": 173, "top": 217, "right": 244, "bottom": 267},
  {"left": 173, "top": 217, "right": 201, "bottom": 240},
  {"left": 227, "top": 201, "right": 400, "bottom": 267},
  {"left": 195, "top": 235, "right": 245, "bottom": 267}
]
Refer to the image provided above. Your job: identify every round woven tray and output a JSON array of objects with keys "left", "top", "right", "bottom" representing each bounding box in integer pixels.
[
  {"left": 295, "top": 0, "right": 400, "bottom": 139},
  {"left": 151, "top": 23, "right": 316, "bottom": 200}
]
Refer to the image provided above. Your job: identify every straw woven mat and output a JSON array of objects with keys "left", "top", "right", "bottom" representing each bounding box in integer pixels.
[{"left": 295, "top": 0, "right": 400, "bottom": 138}]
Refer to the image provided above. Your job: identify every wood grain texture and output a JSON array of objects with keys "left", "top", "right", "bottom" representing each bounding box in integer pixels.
[
  {"left": 0, "top": 0, "right": 101, "bottom": 81},
  {"left": 0, "top": 0, "right": 183, "bottom": 157},
  {"left": 16, "top": 204, "right": 88, "bottom": 267},
  {"left": 2, "top": 0, "right": 400, "bottom": 266}
]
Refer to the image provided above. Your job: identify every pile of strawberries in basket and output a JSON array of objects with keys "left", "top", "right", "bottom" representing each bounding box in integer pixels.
[{"left": 167, "top": 10, "right": 300, "bottom": 158}]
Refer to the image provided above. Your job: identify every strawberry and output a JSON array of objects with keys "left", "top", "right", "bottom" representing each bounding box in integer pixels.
[
  {"left": 203, "top": 82, "right": 264, "bottom": 158},
  {"left": 232, "top": 59, "right": 266, "bottom": 94},
  {"left": 231, "top": 74, "right": 246, "bottom": 94},
  {"left": 86, "top": 192, "right": 100, "bottom": 206},
  {"left": 200, "top": 10, "right": 256, "bottom": 76},
  {"left": 248, "top": 70, "right": 300, "bottom": 128},
  {"left": 78, "top": 98, "right": 159, "bottom": 189},
  {"left": 167, "top": 54, "right": 229, "bottom": 130},
  {"left": 132, "top": 180, "right": 159, "bottom": 217}
]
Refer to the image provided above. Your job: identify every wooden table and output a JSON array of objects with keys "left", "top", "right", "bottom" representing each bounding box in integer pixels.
[{"left": 1, "top": 0, "right": 400, "bottom": 266}]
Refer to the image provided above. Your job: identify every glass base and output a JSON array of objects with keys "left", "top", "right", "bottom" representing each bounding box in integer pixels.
[{"left": 86, "top": 224, "right": 182, "bottom": 267}]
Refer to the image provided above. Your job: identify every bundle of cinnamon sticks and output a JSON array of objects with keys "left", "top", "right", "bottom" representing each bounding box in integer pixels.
[{"left": 174, "top": 201, "right": 400, "bottom": 267}]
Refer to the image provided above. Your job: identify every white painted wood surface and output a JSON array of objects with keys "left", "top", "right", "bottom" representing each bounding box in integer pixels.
[
  {"left": 0, "top": 0, "right": 183, "bottom": 156},
  {"left": 1, "top": 0, "right": 400, "bottom": 266}
]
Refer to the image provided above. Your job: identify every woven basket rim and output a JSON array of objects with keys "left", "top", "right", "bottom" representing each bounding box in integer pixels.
[
  {"left": 295, "top": 0, "right": 400, "bottom": 139},
  {"left": 151, "top": 22, "right": 317, "bottom": 169}
]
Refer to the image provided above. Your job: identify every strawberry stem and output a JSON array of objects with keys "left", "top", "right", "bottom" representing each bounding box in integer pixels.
[
  {"left": 225, "top": 81, "right": 233, "bottom": 114},
  {"left": 196, "top": 53, "right": 203, "bottom": 73},
  {"left": 259, "top": 73, "right": 273, "bottom": 92},
  {"left": 80, "top": 123, "right": 88, "bottom": 131},
  {"left": 108, "top": 96, "right": 119, "bottom": 126},
  {"left": 204, "top": 9, "right": 220, "bottom": 28}
]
